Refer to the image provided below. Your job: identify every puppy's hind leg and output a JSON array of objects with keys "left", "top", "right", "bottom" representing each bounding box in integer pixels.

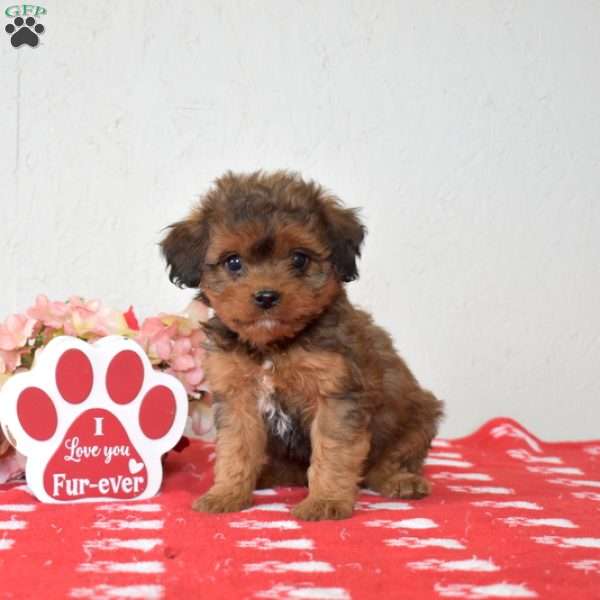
[
  {"left": 364, "top": 446, "right": 431, "bottom": 499},
  {"left": 365, "top": 392, "right": 440, "bottom": 499}
]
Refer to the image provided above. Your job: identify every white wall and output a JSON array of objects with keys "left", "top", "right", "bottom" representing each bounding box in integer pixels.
[{"left": 2, "top": 1, "right": 599, "bottom": 439}]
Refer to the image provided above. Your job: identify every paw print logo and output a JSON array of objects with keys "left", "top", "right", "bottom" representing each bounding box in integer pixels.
[
  {"left": 5, "top": 16, "right": 45, "bottom": 48},
  {"left": 0, "top": 336, "right": 187, "bottom": 503}
]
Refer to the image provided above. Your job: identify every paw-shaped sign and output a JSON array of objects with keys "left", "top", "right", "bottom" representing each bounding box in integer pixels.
[{"left": 0, "top": 336, "right": 187, "bottom": 503}]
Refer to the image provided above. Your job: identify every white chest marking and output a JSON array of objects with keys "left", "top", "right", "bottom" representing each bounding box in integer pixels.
[{"left": 257, "top": 360, "right": 292, "bottom": 439}]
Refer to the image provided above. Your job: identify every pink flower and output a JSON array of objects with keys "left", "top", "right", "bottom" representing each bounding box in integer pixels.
[
  {"left": 1, "top": 296, "right": 210, "bottom": 397},
  {"left": 173, "top": 337, "right": 192, "bottom": 355},
  {"left": 136, "top": 316, "right": 166, "bottom": 341},
  {"left": 190, "top": 329, "right": 206, "bottom": 349},
  {"left": 188, "top": 399, "right": 216, "bottom": 441},
  {"left": 62, "top": 296, "right": 131, "bottom": 339},
  {"left": 26, "top": 295, "right": 69, "bottom": 329},
  {"left": 27, "top": 295, "right": 135, "bottom": 340},
  {"left": 183, "top": 300, "right": 210, "bottom": 324},
  {"left": 136, "top": 317, "right": 178, "bottom": 363},
  {"left": 0, "top": 349, "right": 21, "bottom": 374},
  {"left": 135, "top": 310, "right": 208, "bottom": 396},
  {"left": 171, "top": 354, "right": 195, "bottom": 371},
  {"left": 183, "top": 366, "right": 205, "bottom": 387},
  {"left": 0, "top": 314, "right": 38, "bottom": 351},
  {"left": 171, "top": 337, "right": 194, "bottom": 370}
]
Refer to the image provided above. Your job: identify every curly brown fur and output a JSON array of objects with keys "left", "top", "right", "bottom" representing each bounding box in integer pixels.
[{"left": 162, "top": 170, "right": 444, "bottom": 520}]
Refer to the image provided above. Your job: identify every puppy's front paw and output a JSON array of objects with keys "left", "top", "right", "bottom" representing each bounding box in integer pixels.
[
  {"left": 193, "top": 489, "right": 253, "bottom": 514},
  {"left": 292, "top": 496, "right": 354, "bottom": 521}
]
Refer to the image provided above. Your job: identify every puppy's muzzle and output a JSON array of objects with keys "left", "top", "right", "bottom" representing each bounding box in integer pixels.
[{"left": 254, "top": 289, "right": 281, "bottom": 310}]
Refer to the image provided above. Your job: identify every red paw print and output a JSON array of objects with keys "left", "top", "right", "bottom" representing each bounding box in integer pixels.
[{"left": 0, "top": 336, "right": 187, "bottom": 503}]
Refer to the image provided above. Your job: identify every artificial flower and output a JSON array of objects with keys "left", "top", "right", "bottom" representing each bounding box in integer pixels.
[
  {"left": 0, "top": 295, "right": 213, "bottom": 480},
  {"left": 0, "top": 314, "right": 38, "bottom": 351},
  {"left": 26, "top": 294, "right": 70, "bottom": 329}
]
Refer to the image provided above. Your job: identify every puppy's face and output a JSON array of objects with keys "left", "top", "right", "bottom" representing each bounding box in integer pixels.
[{"left": 161, "top": 171, "right": 365, "bottom": 346}]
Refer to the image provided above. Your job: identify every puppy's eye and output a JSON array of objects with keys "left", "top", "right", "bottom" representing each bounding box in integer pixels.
[
  {"left": 292, "top": 251, "right": 310, "bottom": 271},
  {"left": 224, "top": 254, "right": 243, "bottom": 273}
]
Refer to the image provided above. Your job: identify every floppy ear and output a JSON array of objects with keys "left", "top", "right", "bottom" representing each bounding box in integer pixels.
[
  {"left": 160, "top": 212, "right": 210, "bottom": 289},
  {"left": 321, "top": 197, "right": 366, "bottom": 282}
]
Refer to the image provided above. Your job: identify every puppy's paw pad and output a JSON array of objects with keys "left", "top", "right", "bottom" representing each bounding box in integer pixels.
[
  {"left": 380, "top": 474, "right": 431, "bottom": 499},
  {"left": 292, "top": 497, "right": 353, "bottom": 521},
  {"left": 193, "top": 490, "right": 252, "bottom": 514}
]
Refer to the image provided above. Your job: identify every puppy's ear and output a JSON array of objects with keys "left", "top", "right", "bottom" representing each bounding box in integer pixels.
[
  {"left": 160, "top": 212, "right": 210, "bottom": 288},
  {"left": 321, "top": 198, "right": 366, "bottom": 282}
]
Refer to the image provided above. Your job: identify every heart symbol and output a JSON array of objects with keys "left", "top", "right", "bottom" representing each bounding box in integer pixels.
[{"left": 128, "top": 458, "right": 144, "bottom": 474}]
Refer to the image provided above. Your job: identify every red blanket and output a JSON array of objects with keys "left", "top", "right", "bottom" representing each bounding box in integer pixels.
[{"left": 1, "top": 417, "right": 598, "bottom": 599}]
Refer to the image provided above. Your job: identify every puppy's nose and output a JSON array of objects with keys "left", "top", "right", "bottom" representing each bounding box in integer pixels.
[{"left": 254, "top": 290, "right": 281, "bottom": 310}]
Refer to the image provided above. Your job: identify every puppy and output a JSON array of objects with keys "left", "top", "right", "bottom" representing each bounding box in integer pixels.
[{"left": 161, "top": 171, "right": 443, "bottom": 520}]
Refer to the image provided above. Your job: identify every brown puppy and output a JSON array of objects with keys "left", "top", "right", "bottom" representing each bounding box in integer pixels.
[{"left": 161, "top": 171, "right": 443, "bottom": 520}]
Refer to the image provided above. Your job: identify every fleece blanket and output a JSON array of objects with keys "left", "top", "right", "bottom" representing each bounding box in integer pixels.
[{"left": 0, "top": 417, "right": 598, "bottom": 599}]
